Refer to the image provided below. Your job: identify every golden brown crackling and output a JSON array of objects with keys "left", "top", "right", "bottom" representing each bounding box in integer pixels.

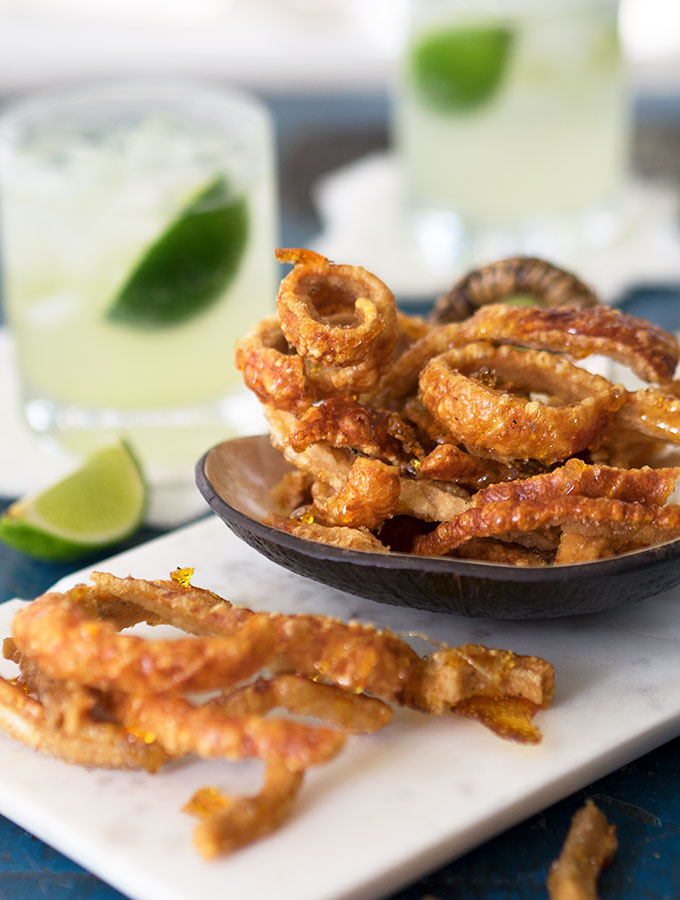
[
  {"left": 289, "top": 397, "right": 423, "bottom": 467},
  {"left": 11, "top": 590, "right": 277, "bottom": 694},
  {"left": 413, "top": 495, "right": 680, "bottom": 558},
  {"left": 547, "top": 800, "right": 617, "bottom": 900},
  {"left": 432, "top": 256, "right": 599, "bottom": 323},
  {"left": 452, "top": 537, "right": 548, "bottom": 566},
  {"left": 234, "top": 317, "right": 313, "bottom": 415},
  {"left": 275, "top": 247, "right": 397, "bottom": 368},
  {"left": 419, "top": 443, "right": 531, "bottom": 489},
  {"left": 0, "top": 675, "right": 169, "bottom": 771},
  {"left": 115, "top": 691, "right": 345, "bottom": 769},
  {"left": 554, "top": 531, "right": 616, "bottom": 564},
  {"left": 265, "top": 513, "right": 390, "bottom": 553},
  {"left": 266, "top": 405, "right": 469, "bottom": 522},
  {"left": 310, "top": 456, "right": 401, "bottom": 530},
  {"left": 470, "top": 457, "right": 679, "bottom": 507},
  {"left": 188, "top": 761, "right": 304, "bottom": 859},
  {"left": 410, "top": 644, "right": 555, "bottom": 714},
  {"left": 376, "top": 302, "right": 679, "bottom": 405},
  {"left": 210, "top": 674, "right": 393, "bottom": 735},
  {"left": 616, "top": 385, "right": 680, "bottom": 444},
  {"left": 86, "top": 573, "right": 553, "bottom": 714},
  {"left": 465, "top": 303, "right": 679, "bottom": 386},
  {"left": 419, "top": 343, "right": 623, "bottom": 465}
]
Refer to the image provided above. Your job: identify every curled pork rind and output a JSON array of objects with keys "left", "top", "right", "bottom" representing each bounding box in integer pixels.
[
  {"left": 0, "top": 571, "right": 555, "bottom": 857},
  {"left": 547, "top": 800, "right": 617, "bottom": 900},
  {"left": 432, "top": 256, "right": 599, "bottom": 323},
  {"left": 237, "top": 251, "right": 680, "bottom": 565}
]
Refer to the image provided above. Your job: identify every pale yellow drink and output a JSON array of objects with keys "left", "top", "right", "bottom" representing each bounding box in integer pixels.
[
  {"left": 0, "top": 84, "right": 277, "bottom": 471},
  {"left": 394, "top": 0, "right": 628, "bottom": 272}
]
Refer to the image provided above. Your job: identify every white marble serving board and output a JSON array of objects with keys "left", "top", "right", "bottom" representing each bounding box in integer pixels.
[{"left": 2, "top": 515, "right": 680, "bottom": 900}]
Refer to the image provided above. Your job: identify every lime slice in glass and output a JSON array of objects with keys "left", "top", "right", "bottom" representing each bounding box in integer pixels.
[
  {"left": 107, "top": 174, "right": 248, "bottom": 329},
  {"left": 0, "top": 440, "right": 147, "bottom": 561},
  {"left": 410, "top": 25, "right": 514, "bottom": 112}
]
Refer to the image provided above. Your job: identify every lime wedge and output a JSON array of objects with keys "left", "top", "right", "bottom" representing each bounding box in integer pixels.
[
  {"left": 107, "top": 174, "right": 248, "bottom": 329},
  {"left": 410, "top": 25, "right": 513, "bottom": 112},
  {"left": 0, "top": 440, "right": 147, "bottom": 561}
]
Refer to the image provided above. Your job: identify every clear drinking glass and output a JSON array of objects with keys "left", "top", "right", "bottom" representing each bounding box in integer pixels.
[
  {"left": 393, "top": 0, "right": 629, "bottom": 277},
  {"left": 0, "top": 81, "right": 278, "bottom": 477}
]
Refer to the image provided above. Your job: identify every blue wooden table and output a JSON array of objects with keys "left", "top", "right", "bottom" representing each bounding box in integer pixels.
[{"left": 1, "top": 88, "right": 680, "bottom": 900}]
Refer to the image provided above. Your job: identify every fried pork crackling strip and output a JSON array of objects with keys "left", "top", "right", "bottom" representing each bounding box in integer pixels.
[
  {"left": 11, "top": 589, "right": 277, "bottom": 694},
  {"left": 413, "top": 495, "right": 680, "bottom": 558},
  {"left": 0, "top": 674, "right": 170, "bottom": 770},
  {"left": 185, "top": 761, "right": 304, "bottom": 859},
  {"left": 289, "top": 397, "right": 424, "bottom": 468},
  {"left": 0, "top": 572, "right": 555, "bottom": 856},
  {"left": 234, "top": 317, "right": 312, "bottom": 415},
  {"left": 432, "top": 256, "right": 599, "bottom": 323},
  {"left": 375, "top": 301, "right": 678, "bottom": 405},
  {"left": 275, "top": 247, "right": 397, "bottom": 368},
  {"left": 266, "top": 406, "right": 469, "bottom": 525},
  {"left": 234, "top": 251, "right": 680, "bottom": 565},
  {"left": 308, "top": 456, "right": 401, "bottom": 530},
  {"left": 71, "top": 573, "right": 555, "bottom": 718},
  {"left": 469, "top": 457, "right": 680, "bottom": 507},
  {"left": 617, "top": 385, "right": 680, "bottom": 445},
  {"left": 419, "top": 343, "right": 623, "bottom": 464},
  {"left": 547, "top": 800, "right": 617, "bottom": 900},
  {"left": 461, "top": 303, "right": 679, "bottom": 385},
  {"left": 266, "top": 514, "right": 390, "bottom": 552}
]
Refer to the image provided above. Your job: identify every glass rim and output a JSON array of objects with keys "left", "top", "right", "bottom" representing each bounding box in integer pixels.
[
  {"left": 0, "top": 77, "right": 275, "bottom": 203},
  {"left": 0, "top": 77, "right": 272, "bottom": 145}
]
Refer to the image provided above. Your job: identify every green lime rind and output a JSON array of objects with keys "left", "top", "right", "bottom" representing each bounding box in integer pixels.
[
  {"left": 0, "top": 517, "right": 107, "bottom": 562},
  {"left": 410, "top": 25, "right": 514, "bottom": 112},
  {"left": 0, "top": 440, "right": 148, "bottom": 562},
  {"left": 107, "top": 174, "right": 249, "bottom": 329},
  {"left": 503, "top": 294, "right": 544, "bottom": 307}
]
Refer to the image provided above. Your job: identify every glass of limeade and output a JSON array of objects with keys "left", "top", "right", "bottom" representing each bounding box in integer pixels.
[
  {"left": 0, "top": 81, "right": 277, "bottom": 480},
  {"left": 393, "top": 0, "right": 628, "bottom": 277}
]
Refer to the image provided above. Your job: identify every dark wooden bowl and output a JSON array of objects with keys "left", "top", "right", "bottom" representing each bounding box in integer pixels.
[{"left": 195, "top": 435, "right": 680, "bottom": 619}]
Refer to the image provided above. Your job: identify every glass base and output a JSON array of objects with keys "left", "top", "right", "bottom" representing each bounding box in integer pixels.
[
  {"left": 408, "top": 201, "right": 624, "bottom": 283},
  {"left": 23, "top": 388, "right": 264, "bottom": 484}
]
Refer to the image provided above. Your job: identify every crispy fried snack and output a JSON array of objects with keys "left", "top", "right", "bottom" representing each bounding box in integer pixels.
[
  {"left": 266, "top": 405, "right": 469, "bottom": 527},
  {"left": 11, "top": 589, "right": 277, "bottom": 694},
  {"left": 547, "top": 800, "right": 617, "bottom": 900},
  {"left": 185, "top": 762, "right": 304, "bottom": 859},
  {"left": 470, "top": 458, "right": 680, "bottom": 507},
  {"left": 432, "top": 256, "right": 599, "bottom": 323},
  {"left": 116, "top": 692, "right": 343, "bottom": 769},
  {"left": 419, "top": 343, "right": 623, "bottom": 464},
  {"left": 419, "top": 444, "right": 529, "bottom": 490},
  {"left": 375, "top": 301, "right": 677, "bottom": 405},
  {"left": 235, "top": 317, "right": 313, "bottom": 415},
  {"left": 310, "top": 456, "right": 401, "bottom": 530},
  {"left": 275, "top": 248, "right": 397, "bottom": 369},
  {"left": 210, "top": 674, "right": 393, "bottom": 735},
  {"left": 413, "top": 495, "right": 680, "bottom": 558},
  {"left": 462, "top": 303, "right": 679, "bottom": 384},
  {"left": 266, "top": 514, "right": 390, "bottom": 552},
  {"left": 23, "top": 573, "right": 554, "bottom": 721},
  {"left": 617, "top": 386, "right": 680, "bottom": 444},
  {"left": 289, "top": 397, "right": 423, "bottom": 468},
  {"left": 0, "top": 675, "right": 169, "bottom": 771},
  {"left": 0, "top": 571, "right": 555, "bottom": 858},
  {"left": 236, "top": 251, "right": 680, "bottom": 568}
]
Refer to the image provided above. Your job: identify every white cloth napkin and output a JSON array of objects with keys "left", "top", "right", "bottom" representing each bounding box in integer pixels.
[{"left": 310, "top": 152, "right": 680, "bottom": 304}]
